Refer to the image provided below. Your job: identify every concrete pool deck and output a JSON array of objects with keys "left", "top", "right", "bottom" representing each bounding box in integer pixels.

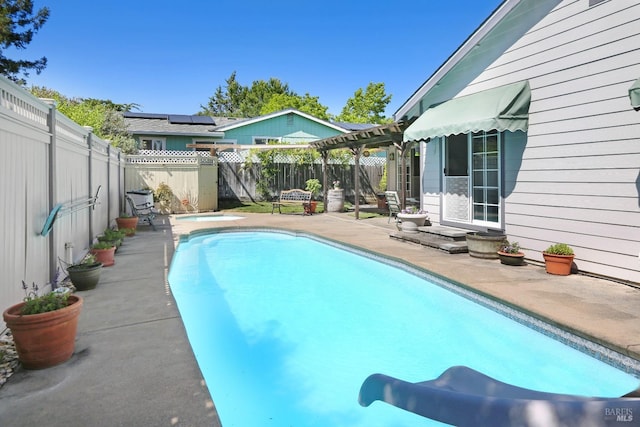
[{"left": 1, "top": 211, "right": 639, "bottom": 426}]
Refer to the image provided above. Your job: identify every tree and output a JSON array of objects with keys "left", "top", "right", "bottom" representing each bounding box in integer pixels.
[
  {"left": 260, "top": 92, "right": 330, "bottom": 120},
  {"left": 0, "top": 0, "right": 50, "bottom": 84},
  {"left": 201, "top": 71, "right": 246, "bottom": 117},
  {"left": 30, "top": 86, "right": 139, "bottom": 154},
  {"left": 336, "top": 82, "right": 392, "bottom": 124},
  {"left": 201, "top": 72, "right": 295, "bottom": 118}
]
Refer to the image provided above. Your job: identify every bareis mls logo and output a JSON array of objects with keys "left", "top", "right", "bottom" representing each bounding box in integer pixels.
[{"left": 604, "top": 407, "right": 633, "bottom": 422}]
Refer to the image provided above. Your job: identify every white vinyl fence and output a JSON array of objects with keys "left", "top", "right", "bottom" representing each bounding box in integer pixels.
[{"left": 0, "top": 77, "right": 124, "bottom": 312}]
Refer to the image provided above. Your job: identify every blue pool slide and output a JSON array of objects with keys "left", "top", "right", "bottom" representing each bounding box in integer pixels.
[{"left": 359, "top": 366, "right": 640, "bottom": 426}]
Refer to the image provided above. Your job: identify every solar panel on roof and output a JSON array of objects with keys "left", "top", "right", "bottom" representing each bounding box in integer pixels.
[
  {"left": 191, "top": 115, "right": 215, "bottom": 125},
  {"left": 123, "top": 112, "right": 168, "bottom": 119},
  {"left": 168, "top": 115, "right": 194, "bottom": 124}
]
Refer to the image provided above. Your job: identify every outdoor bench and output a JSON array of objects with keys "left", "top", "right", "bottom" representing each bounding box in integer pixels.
[{"left": 272, "top": 189, "right": 313, "bottom": 215}]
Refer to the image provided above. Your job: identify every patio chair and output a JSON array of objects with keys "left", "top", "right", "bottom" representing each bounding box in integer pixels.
[
  {"left": 125, "top": 194, "right": 158, "bottom": 231},
  {"left": 384, "top": 191, "right": 402, "bottom": 223}
]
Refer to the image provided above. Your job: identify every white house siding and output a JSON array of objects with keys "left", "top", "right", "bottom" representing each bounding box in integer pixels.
[{"left": 445, "top": 0, "right": 640, "bottom": 283}]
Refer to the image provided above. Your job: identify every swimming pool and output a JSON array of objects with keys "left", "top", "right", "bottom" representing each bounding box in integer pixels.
[
  {"left": 174, "top": 214, "right": 244, "bottom": 222},
  {"left": 168, "top": 230, "right": 639, "bottom": 427}
]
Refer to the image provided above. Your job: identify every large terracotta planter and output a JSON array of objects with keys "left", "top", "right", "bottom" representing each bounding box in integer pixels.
[
  {"left": 543, "top": 253, "right": 575, "bottom": 275},
  {"left": 116, "top": 216, "right": 138, "bottom": 235},
  {"left": 397, "top": 213, "right": 429, "bottom": 233},
  {"left": 3, "top": 295, "right": 83, "bottom": 369},
  {"left": 91, "top": 246, "right": 116, "bottom": 267}
]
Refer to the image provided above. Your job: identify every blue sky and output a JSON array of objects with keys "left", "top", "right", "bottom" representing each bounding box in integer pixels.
[{"left": 23, "top": 0, "right": 502, "bottom": 118}]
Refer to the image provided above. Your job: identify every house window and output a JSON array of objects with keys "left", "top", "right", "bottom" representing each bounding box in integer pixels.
[
  {"left": 588, "top": 0, "right": 606, "bottom": 6},
  {"left": 192, "top": 139, "right": 237, "bottom": 152},
  {"left": 253, "top": 136, "right": 281, "bottom": 145},
  {"left": 140, "top": 138, "right": 165, "bottom": 151}
]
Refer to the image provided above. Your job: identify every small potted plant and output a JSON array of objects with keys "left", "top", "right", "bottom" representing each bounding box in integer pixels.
[
  {"left": 497, "top": 241, "right": 525, "bottom": 266},
  {"left": 543, "top": 243, "right": 575, "bottom": 275},
  {"left": 97, "top": 228, "right": 125, "bottom": 250},
  {"left": 305, "top": 178, "right": 322, "bottom": 214},
  {"left": 90, "top": 241, "right": 116, "bottom": 267},
  {"left": 67, "top": 253, "right": 102, "bottom": 291},
  {"left": 116, "top": 212, "right": 138, "bottom": 234},
  {"left": 2, "top": 281, "right": 83, "bottom": 369}
]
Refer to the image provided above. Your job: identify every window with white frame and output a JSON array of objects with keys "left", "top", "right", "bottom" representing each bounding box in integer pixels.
[
  {"left": 191, "top": 139, "right": 237, "bottom": 151},
  {"left": 253, "top": 136, "right": 282, "bottom": 145},
  {"left": 140, "top": 137, "right": 166, "bottom": 151}
]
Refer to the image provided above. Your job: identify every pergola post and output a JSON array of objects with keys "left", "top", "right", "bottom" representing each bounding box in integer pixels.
[
  {"left": 350, "top": 146, "right": 363, "bottom": 219},
  {"left": 320, "top": 151, "right": 329, "bottom": 213}
]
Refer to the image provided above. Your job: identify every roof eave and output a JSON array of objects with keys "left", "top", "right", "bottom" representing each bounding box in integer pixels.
[{"left": 394, "top": 0, "right": 521, "bottom": 120}]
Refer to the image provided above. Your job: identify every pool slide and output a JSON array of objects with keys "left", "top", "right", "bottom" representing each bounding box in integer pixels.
[{"left": 359, "top": 366, "right": 640, "bottom": 427}]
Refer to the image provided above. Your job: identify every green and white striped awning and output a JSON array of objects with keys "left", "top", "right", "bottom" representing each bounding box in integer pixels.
[{"left": 404, "top": 81, "right": 531, "bottom": 142}]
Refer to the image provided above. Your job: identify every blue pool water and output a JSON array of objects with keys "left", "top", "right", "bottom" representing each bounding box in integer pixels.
[
  {"left": 168, "top": 231, "right": 639, "bottom": 427},
  {"left": 175, "top": 214, "right": 244, "bottom": 222}
]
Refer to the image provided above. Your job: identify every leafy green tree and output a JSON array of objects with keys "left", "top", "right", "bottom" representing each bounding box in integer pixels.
[
  {"left": 0, "top": 0, "right": 49, "bottom": 84},
  {"left": 201, "top": 71, "right": 246, "bottom": 117},
  {"left": 239, "top": 77, "right": 292, "bottom": 117},
  {"left": 202, "top": 72, "right": 296, "bottom": 118},
  {"left": 30, "top": 86, "right": 139, "bottom": 153},
  {"left": 260, "top": 92, "right": 330, "bottom": 119},
  {"left": 336, "top": 82, "right": 392, "bottom": 124}
]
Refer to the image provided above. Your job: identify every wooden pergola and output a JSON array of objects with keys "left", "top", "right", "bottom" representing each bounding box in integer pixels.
[{"left": 309, "top": 120, "right": 416, "bottom": 219}]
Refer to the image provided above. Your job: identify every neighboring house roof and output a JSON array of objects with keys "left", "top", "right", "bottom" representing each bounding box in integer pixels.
[
  {"left": 123, "top": 112, "right": 224, "bottom": 137},
  {"left": 394, "top": 0, "right": 563, "bottom": 121},
  {"left": 214, "top": 108, "right": 350, "bottom": 133}
]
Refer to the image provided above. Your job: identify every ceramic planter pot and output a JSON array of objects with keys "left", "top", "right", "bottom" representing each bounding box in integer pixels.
[
  {"left": 497, "top": 251, "right": 525, "bottom": 266},
  {"left": 397, "top": 213, "right": 429, "bottom": 233},
  {"left": 116, "top": 216, "right": 138, "bottom": 235},
  {"left": 3, "top": 295, "right": 83, "bottom": 369},
  {"left": 327, "top": 189, "right": 345, "bottom": 212},
  {"left": 67, "top": 262, "right": 103, "bottom": 290},
  {"left": 543, "top": 253, "right": 575, "bottom": 275},
  {"left": 91, "top": 246, "right": 116, "bottom": 267},
  {"left": 466, "top": 232, "right": 507, "bottom": 259}
]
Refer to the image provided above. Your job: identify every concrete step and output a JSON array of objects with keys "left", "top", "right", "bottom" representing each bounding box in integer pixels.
[{"left": 389, "top": 225, "right": 469, "bottom": 254}]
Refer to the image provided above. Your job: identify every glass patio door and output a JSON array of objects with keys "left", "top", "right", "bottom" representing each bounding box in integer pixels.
[{"left": 443, "top": 131, "right": 501, "bottom": 227}]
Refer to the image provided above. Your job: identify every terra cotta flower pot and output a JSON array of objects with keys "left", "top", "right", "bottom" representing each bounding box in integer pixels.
[
  {"left": 543, "top": 252, "right": 574, "bottom": 275},
  {"left": 3, "top": 295, "right": 83, "bottom": 369}
]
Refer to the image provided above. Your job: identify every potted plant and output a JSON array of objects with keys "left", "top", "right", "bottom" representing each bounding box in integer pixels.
[
  {"left": 497, "top": 241, "right": 525, "bottom": 266},
  {"left": 67, "top": 254, "right": 102, "bottom": 291},
  {"left": 90, "top": 241, "right": 116, "bottom": 267},
  {"left": 116, "top": 213, "right": 138, "bottom": 235},
  {"left": 397, "top": 206, "right": 429, "bottom": 233},
  {"left": 305, "top": 178, "right": 322, "bottom": 214},
  {"left": 98, "top": 228, "right": 125, "bottom": 250},
  {"left": 543, "top": 243, "right": 575, "bottom": 276},
  {"left": 2, "top": 281, "right": 83, "bottom": 369}
]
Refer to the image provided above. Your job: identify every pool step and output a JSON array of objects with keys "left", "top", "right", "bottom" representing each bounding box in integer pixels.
[{"left": 389, "top": 225, "right": 469, "bottom": 254}]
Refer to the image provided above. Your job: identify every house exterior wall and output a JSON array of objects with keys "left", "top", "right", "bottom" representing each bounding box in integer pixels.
[
  {"left": 421, "top": 0, "right": 640, "bottom": 283},
  {"left": 223, "top": 113, "right": 343, "bottom": 145}
]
